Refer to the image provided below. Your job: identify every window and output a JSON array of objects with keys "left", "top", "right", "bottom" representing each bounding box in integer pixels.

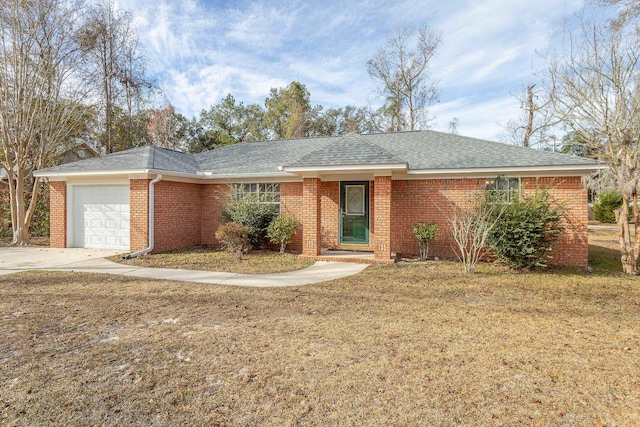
[
  {"left": 485, "top": 177, "right": 520, "bottom": 203},
  {"left": 234, "top": 183, "right": 280, "bottom": 209}
]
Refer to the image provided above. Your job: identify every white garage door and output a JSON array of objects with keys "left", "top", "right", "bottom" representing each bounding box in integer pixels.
[{"left": 71, "top": 185, "right": 130, "bottom": 250}]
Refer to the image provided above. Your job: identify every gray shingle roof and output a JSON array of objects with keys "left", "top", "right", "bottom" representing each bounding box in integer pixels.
[
  {"left": 37, "top": 145, "right": 199, "bottom": 174},
  {"left": 36, "top": 130, "right": 602, "bottom": 177}
]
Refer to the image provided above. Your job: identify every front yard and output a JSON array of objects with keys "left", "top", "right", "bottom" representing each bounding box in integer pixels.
[{"left": 1, "top": 233, "right": 639, "bottom": 425}]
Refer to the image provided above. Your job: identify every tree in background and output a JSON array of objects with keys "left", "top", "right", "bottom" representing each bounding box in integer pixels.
[
  {"left": 77, "top": 0, "right": 153, "bottom": 154},
  {"left": 263, "top": 81, "right": 313, "bottom": 139},
  {"left": 546, "top": 12, "right": 640, "bottom": 274},
  {"left": 147, "top": 105, "right": 188, "bottom": 150},
  {"left": 310, "top": 105, "right": 373, "bottom": 136},
  {"left": 501, "top": 83, "right": 558, "bottom": 149},
  {"left": 367, "top": 23, "right": 441, "bottom": 131},
  {"left": 0, "top": 0, "right": 87, "bottom": 245}
]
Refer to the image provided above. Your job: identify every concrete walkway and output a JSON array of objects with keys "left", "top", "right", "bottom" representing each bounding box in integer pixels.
[{"left": 0, "top": 247, "right": 369, "bottom": 287}]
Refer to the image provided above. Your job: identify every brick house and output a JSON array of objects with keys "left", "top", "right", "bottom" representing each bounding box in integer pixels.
[{"left": 34, "top": 131, "right": 603, "bottom": 267}]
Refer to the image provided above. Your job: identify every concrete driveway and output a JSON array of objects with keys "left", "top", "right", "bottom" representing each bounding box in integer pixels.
[
  {"left": 0, "top": 247, "right": 369, "bottom": 287},
  {"left": 0, "top": 247, "right": 122, "bottom": 276}
]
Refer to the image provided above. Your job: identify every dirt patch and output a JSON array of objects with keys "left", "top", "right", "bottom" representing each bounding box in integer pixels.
[
  {"left": 110, "top": 247, "right": 314, "bottom": 274},
  {"left": 1, "top": 261, "right": 639, "bottom": 426},
  {"left": 0, "top": 236, "right": 49, "bottom": 247}
]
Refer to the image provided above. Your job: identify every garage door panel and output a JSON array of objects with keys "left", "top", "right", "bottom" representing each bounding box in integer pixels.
[{"left": 72, "top": 185, "right": 130, "bottom": 250}]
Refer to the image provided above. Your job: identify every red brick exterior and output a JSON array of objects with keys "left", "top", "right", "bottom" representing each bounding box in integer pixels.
[
  {"left": 153, "top": 181, "right": 203, "bottom": 253},
  {"left": 373, "top": 176, "right": 392, "bottom": 260},
  {"left": 302, "top": 178, "right": 321, "bottom": 256},
  {"left": 48, "top": 174, "right": 589, "bottom": 267},
  {"left": 280, "top": 182, "right": 304, "bottom": 251},
  {"left": 49, "top": 181, "right": 67, "bottom": 248},
  {"left": 130, "top": 179, "right": 149, "bottom": 253},
  {"left": 201, "top": 184, "right": 230, "bottom": 245},
  {"left": 522, "top": 177, "right": 588, "bottom": 267}
]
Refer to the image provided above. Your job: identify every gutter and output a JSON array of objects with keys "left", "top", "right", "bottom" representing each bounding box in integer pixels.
[{"left": 123, "top": 174, "right": 162, "bottom": 259}]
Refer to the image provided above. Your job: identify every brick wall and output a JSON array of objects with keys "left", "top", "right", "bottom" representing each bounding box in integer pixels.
[
  {"left": 280, "top": 182, "right": 304, "bottom": 252},
  {"left": 320, "top": 181, "right": 339, "bottom": 248},
  {"left": 302, "top": 178, "right": 321, "bottom": 256},
  {"left": 373, "top": 176, "right": 391, "bottom": 259},
  {"left": 49, "top": 181, "right": 66, "bottom": 248},
  {"left": 522, "top": 177, "right": 588, "bottom": 267},
  {"left": 129, "top": 179, "right": 149, "bottom": 253},
  {"left": 153, "top": 181, "right": 203, "bottom": 253},
  {"left": 201, "top": 184, "right": 230, "bottom": 245},
  {"left": 390, "top": 177, "right": 589, "bottom": 267},
  {"left": 391, "top": 178, "right": 484, "bottom": 260}
]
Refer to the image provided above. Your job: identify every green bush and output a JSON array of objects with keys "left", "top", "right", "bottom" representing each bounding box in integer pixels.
[
  {"left": 487, "top": 190, "right": 563, "bottom": 269},
  {"left": 267, "top": 215, "right": 299, "bottom": 253},
  {"left": 592, "top": 190, "right": 624, "bottom": 224},
  {"left": 215, "top": 222, "right": 251, "bottom": 259},
  {"left": 222, "top": 193, "right": 278, "bottom": 249},
  {"left": 412, "top": 221, "right": 438, "bottom": 260}
]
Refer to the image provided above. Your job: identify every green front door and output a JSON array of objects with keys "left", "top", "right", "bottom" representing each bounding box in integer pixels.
[{"left": 340, "top": 181, "right": 369, "bottom": 245}]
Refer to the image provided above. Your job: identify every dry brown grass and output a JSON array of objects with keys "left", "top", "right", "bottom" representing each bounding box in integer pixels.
[
  {"left": 111, "top": 247, "right": 314, "bottom": 274},
  {"left": 1, "top": 253, "right": 639, "bottom": 426}
]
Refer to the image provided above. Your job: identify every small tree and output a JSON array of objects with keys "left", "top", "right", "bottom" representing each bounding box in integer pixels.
[
  {"left": 215, "top": 222, "right": 250, "bottom": 260},
  {"left": 449, "top": 194, "right": 506, "bottom": 274},
  {"left": 487, "top": 190, "right": 564, "bottom": 269},
  {"left": 267, "top": 216, "right": 299, "bottom": 253},
  {"left": 412, "top": 221, "right": 438, "bottom": 260},
  {"left": 592, "top": 190, "right": 625, "bottom": 224},
  {"left": 222, "top": 192, "right": 278, "bottom": 249}
]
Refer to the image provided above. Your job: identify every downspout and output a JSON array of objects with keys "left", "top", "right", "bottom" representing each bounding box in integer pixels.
[{"left": 123, "top": 174, "right": 162, "bottom": 259}]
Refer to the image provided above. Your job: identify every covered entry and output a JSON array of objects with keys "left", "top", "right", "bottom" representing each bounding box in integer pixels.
[{"left": 340, "top": 181, "right": 369, "bottom": 244}]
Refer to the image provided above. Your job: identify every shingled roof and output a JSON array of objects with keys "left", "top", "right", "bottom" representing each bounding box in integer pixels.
[{"left": 35, "top": 130, "right": 602, "bottom": 177}]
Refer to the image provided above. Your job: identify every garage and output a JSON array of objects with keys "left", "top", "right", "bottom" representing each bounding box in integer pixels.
[{"left": 70, "top": 185, "right": 130, "bottom": 250}]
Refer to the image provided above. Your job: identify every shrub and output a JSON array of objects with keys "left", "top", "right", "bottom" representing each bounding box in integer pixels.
[
  {"left": 412, "top": 221, "right": 437, "bottom": 260},
  {"left": 592, "top": 190, "right": 625, "bottom": 224},
  {"left": 267, "top": 215, "right": 299, "bottom": 253},
  {"left": 488, "top": 190, "right": 563, "bottom": 269},
  {"left": 222, "top": 193, "right": 278, "bottom": 249},
  {"left": 215, "top": 222, "right": 251, "bottom": 259}
]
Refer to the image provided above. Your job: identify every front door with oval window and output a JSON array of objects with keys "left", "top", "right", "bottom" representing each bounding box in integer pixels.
[{"left": 340, "top": 181, "right": 369, "bottom": 244}]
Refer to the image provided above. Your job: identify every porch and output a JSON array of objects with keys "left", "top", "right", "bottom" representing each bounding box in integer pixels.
[{"left": 298, "top": 249, "right": 395, "bottom": 264}]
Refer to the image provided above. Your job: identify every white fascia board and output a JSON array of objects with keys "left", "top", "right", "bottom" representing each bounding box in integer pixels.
[
  {"left": 280, "top": 163, "right": 408, "bottom": 173},
  {"left": 199, "top": 171, "right": 296, "bottom": 179},
  {"left": 35, "top": 168, "right": 300, "bottom": 183},
  {"left": 406, "top": 163, "right": 606, "bottom": 177},
  {"left": 34, "top": 168, "right": 198, "bottom": 180}
]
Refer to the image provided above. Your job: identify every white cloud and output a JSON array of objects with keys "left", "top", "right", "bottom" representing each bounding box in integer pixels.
[{"left": 109, "top": 0, "right": 589, "bottom": 139}]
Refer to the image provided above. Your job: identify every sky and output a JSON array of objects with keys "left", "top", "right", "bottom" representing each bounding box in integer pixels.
[{"left": 116, "top": 0, "right": 593, "bottom": 141}]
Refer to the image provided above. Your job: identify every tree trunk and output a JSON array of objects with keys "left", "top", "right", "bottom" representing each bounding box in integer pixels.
[
  {"left": 617, "top": 194, "right": 636, "bottom": 274},
  {"left": 8, "top": 169, "right": 31, "bottom": 246}
]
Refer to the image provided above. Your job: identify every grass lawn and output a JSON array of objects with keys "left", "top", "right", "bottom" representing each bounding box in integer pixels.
[
  {"left": 1, "top": 230, "right": 639, "bottom": 425},
  {"left": 110, "top": 247, "right": 315, "bottom": 275}
]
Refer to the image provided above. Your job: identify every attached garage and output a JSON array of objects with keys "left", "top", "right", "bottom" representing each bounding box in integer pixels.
[{"left": 68, "top": 184, "right": 130, "bottom": 250}]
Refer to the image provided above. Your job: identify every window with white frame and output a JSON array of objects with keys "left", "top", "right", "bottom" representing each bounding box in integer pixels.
[
  {"left": 485, "top": 177, "right": 520, "bottom": 203},
  {"left": 234, "top": 183, "right": 280, "bottom": 209}
]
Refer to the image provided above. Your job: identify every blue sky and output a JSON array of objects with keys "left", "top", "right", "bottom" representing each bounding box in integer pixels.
[{"left": 118, "top": 0, "right": 590, "bottom": 140}]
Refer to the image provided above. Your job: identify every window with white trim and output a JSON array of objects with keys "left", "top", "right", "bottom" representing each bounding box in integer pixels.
[
  {"left": 234, "top": 183, "right": 280, "bottom": 210},
  {"left": 485, "top": 177, "right": 520, "bottom": 203}
]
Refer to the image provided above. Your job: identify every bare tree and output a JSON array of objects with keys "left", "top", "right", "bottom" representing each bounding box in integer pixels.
[
  {"left": 501, "top": 83, "right": 558, "bottom": 148},
  {"left": 367, "top": 23, "right": 441, "bottom": 131},
  {"left": 77, "top": 0, "right": 152, "bottom": 153},
  {"left": 448, "top": 117, "right": 460, "bottom": 135},
  {"left": 147, "top": 105, "right": 187, "bottom": 150},
  {"left": 547, "top": 14, "right": 640, "bottom": 274},
  {"left": 0, "top": 0, "right": 87, "bottom": 245},
  {"left": 449, "top": 194, "right": 505, "bottom": 274}
]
